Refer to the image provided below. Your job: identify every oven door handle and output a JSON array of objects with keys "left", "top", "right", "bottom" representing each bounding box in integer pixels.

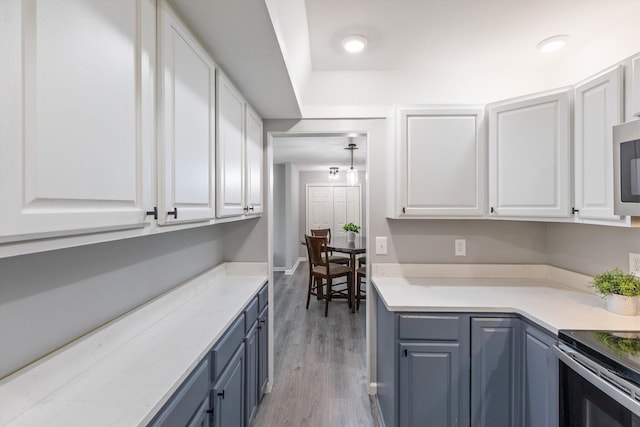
[{"left": 553, "top": 344, "right": 640, "bottom": 416}]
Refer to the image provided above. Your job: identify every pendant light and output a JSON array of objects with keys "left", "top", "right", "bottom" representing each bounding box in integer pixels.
[
  {"left": 328, "top": 166, "right": 339, "bottom": 180},
  {"left": 345, "top": 143, "right": 358, "bottom": 186}
]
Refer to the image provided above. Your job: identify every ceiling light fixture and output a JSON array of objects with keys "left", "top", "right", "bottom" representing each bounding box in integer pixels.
[
  {"left": 537, "top": 35, "right": 569, "bottom": 53},
  {"left": 342, "top": 35, "right": 368, "bottom": 54},
  {"left": 328, "top": 166, "right": 339, "bottom": 181},
  {"left": 345, "top": 143, "right": 359, "bottom": 186}
]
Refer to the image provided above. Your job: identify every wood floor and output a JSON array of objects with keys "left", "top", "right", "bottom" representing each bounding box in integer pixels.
[{"left": 252, "top": 263, "right": 382, "bottom": 427}]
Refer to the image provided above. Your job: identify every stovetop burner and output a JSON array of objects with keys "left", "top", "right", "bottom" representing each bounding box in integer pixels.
[{"left": 558, "top": 330, "right": 640, "bottom": 387}]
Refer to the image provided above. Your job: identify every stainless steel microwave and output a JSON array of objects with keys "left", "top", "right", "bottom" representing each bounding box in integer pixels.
[{"left": 614, "top": 119, "right": 640, "bottom": 216}]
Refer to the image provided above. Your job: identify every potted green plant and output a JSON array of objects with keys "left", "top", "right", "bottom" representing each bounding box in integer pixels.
[
  {"left": 343, "top": 222, "right": 361, "bottom": 243},
  {"left": 589, "top": 268, "right": 640, "bottom": 316}
]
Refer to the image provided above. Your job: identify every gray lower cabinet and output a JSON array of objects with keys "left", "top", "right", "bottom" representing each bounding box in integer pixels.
[
  {"left": 149, "top": 359, "right": 210, "bottom": 427},
  {"left": 244, "top": 321, "right": 258, "bottom": 426},
  {"left": 470, "top": 317, "right": 522, "bottom": 427},
  {"left": 257, "top": 306, "right": 268, "bottom": 401},
  {"left": 399, "top": 342, "right": 465, "bottom": 427},
  {"left": 523, "top": 323, "right": 558, "bottom": 427},
  {"left": 212, "top": 343, "right": 246, "bottom": 427},
  {"left": 188, "top": 398, "right": 211, "bottom": 427},
  {"left": 375, "top": 290, "right": 558, "bottom": 427},
  {"left": 148, "top": 282, "right": 268, "bottom": 427}
]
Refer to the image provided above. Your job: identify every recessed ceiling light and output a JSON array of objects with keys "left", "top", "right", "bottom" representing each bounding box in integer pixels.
[
  {"left": 537, "top": 35, "right": 569, "bottom": 53},
  {"left": 342, "top": 35, "right": 368, "bottom": 54}
]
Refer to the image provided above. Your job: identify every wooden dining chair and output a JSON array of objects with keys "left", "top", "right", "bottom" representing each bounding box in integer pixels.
[
  {"left": 356, "top": 266, "right": 367, "bottom": 311},
  {"left": 310, "top": 228, "right": 350, "bottom": 265},
  {"left": 305, "top": 234, "right": 353, "bottom": 316}
]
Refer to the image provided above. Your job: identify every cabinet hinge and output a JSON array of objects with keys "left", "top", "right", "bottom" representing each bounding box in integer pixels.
[{"left": 145, "top": 207, "right": 158, "bottom": 220}]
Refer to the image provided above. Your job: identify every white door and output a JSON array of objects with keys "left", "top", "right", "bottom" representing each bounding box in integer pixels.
[
  {"left": 245, "top": 105, "right": 263, "bottom": 214},
  {"left": 574, "top": 66, "right": 623, "bottom": 222},
  {"left": 216, "top": 72, "right": 245, "bottom": 217},
  {"left": 398, "top": 107, "right": 486, "bottom": 217},
  {"left": 488, "top": 89, "right": 572, "bottom": 218},
  {"left": 0, "top": 0, "right": 155, "bottom": 243},
  {"left": 307, "top": 187, "right": 333, "bottom": 234},
  {"left": 345, "top": 186, "right": 362, "bottom": 229},
  {"left": 157, "top": 2, "right": 216, "bottom": 225},
  {"left": 333, "top": 187, "right": 347, "bottom": 237}
]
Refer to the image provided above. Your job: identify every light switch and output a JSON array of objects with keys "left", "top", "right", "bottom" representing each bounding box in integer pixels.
[
  {"left": 455, "top": 239, "right": 466, "bottom": 256},
  {"left": 376, "top": 236, "right": 388, "bottom": 255}
]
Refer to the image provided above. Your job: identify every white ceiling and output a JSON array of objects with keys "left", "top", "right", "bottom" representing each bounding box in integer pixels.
[
  {"left": 273, "top": 135, "right": 367, "bottom": 171},
  {"left": 171, "top": 0, "right": 640, "bottom": 119}
]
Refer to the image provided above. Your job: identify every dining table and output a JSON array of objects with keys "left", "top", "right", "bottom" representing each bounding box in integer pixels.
[{"left": 303, "top": 235, "right": 366, "bottom": 313}]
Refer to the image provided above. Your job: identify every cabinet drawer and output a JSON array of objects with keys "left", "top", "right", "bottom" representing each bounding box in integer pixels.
[
  {"left": 398, "top": 314, "right": 461, "bottom": 340},
  {"left": 148, "top": 359, "right": 209, "bottom": 427},
  {"left": 211, "top": 314, "right": 245, "bottom": 381},
  {"left": 258, "top": 283, "right": 268, "bottom": 311},
  {"left": 244, "top": 297, "right": 259, "bottom": 333}
]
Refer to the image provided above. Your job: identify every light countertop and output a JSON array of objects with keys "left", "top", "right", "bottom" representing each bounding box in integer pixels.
[
  {"left": 0, "top": 262, "right": 268, "bottom": 427},
  {"left": 372, "top": 263, "right": 640, "bottom": 334}
]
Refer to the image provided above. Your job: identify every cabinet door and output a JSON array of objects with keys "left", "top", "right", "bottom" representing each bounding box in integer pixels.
[
  {"left": 187, "top": 398, "right": 211, "bottom": 427},
  {"left": 257, "top": 307, "right": 269, "bottom": 401},
  {"left": 0, "top": 0, "right": 155, "bottom": 242},
  {"left": 244, "top": 323, "right": 258, "bottom": 427},
  {"left": 397, "top": 107, "right": 486, "bottom": 217},
  {"left": 399, "top": 342, "right": 467, "bottom": 427},
  {"left": 245, "top": 105, "right": 263, "bottom": 215},
  {"left": 212, "top": 343, "right": 245, "bottom": 427},
  {"left": 523, "top": 325, "right": 558, "bottom": 427},
  {"left": 471, "top": 317, "right": 522, "bottom": 427},
  {"left": 625, "top": 53, "right": 640, "bottom": 122},
  {"left": 574, "top": 66, "right": 624, "bottom": 222},
  {"left": 488, "top": 89, "right": 572, "bottom": 217},
  {"left": 216, "top": 72, "right": 245, "bottom": 218},
  {"left": 157, "top": 2, "right": 216, "bottom": 225}
]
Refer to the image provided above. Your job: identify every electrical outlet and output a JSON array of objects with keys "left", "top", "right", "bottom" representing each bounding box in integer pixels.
[
  {"left": 630, "top": 253, "right": 640, "bottom": 276},
  {"left": 455, "top": 239, "right": 466, "bottom": 257},
  {"left": 376, "top": 236, "right": 388, "bottom": 255}
]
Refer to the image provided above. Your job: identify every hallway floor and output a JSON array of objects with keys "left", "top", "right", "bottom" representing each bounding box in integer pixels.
[{"left": 252, "top": 264, "right": 382, "bottom": 427}]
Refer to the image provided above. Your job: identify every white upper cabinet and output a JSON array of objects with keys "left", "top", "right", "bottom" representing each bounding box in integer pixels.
[
  {"left": 0, "top": 0, "right": 156, "bottom": 243},
  {"left": 574, "top": 66, "right": 624, "bottom": 223},
  {"left": 216, "top": 72, "right": 245, "bottom": 218},
  {"left": 216, "top": 73, "right": 264, "bottom": 218},
  {"left": 625, "top": 53, "right": 640, "bottom": 122},
  {"left": 390, "top": 106, "right": 486, "bottom": 217},
  {"left": 245, "top": 105, "right": 264, "bottom": 215},
  {"left": 157, "top": 2, "right": 216, "bottom": 225},
  {"left": 488, "top": 89, "right": 572, "bottom": 218}
]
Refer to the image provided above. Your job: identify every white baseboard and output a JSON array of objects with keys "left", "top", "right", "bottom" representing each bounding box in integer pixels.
[
  {"left": 272, "top": 267, "right": 286, "bottom": 272},
  {"left": 285, "top": 257, "right": 306, "bottom": 275}
]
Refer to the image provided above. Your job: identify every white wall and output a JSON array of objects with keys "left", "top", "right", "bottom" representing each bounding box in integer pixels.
[{"left": 273, "top": 164, "right": 287, "bottom": 268}]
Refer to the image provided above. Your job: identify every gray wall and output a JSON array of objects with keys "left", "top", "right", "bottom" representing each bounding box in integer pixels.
[
  {"left": 547, "top": 222, "right": 640, "bottom": 276},
  {"left": 0, "top": 218, "right": 266, "bottom": 379},
  {"left": 0, "top": 225, "right": 226, "bottom": 378}
]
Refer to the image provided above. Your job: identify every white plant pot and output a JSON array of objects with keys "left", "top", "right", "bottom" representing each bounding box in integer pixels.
[
  {"left": 346, "top": 231, "right": 356, "bottom": 242},
  {"left": 606, "top": 294, "right": 638, "bottom": 316}
]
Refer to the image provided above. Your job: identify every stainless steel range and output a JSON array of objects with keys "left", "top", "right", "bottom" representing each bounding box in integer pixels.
[{"left": 555, "top": 330, "right": 640, "bottom": 427}]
